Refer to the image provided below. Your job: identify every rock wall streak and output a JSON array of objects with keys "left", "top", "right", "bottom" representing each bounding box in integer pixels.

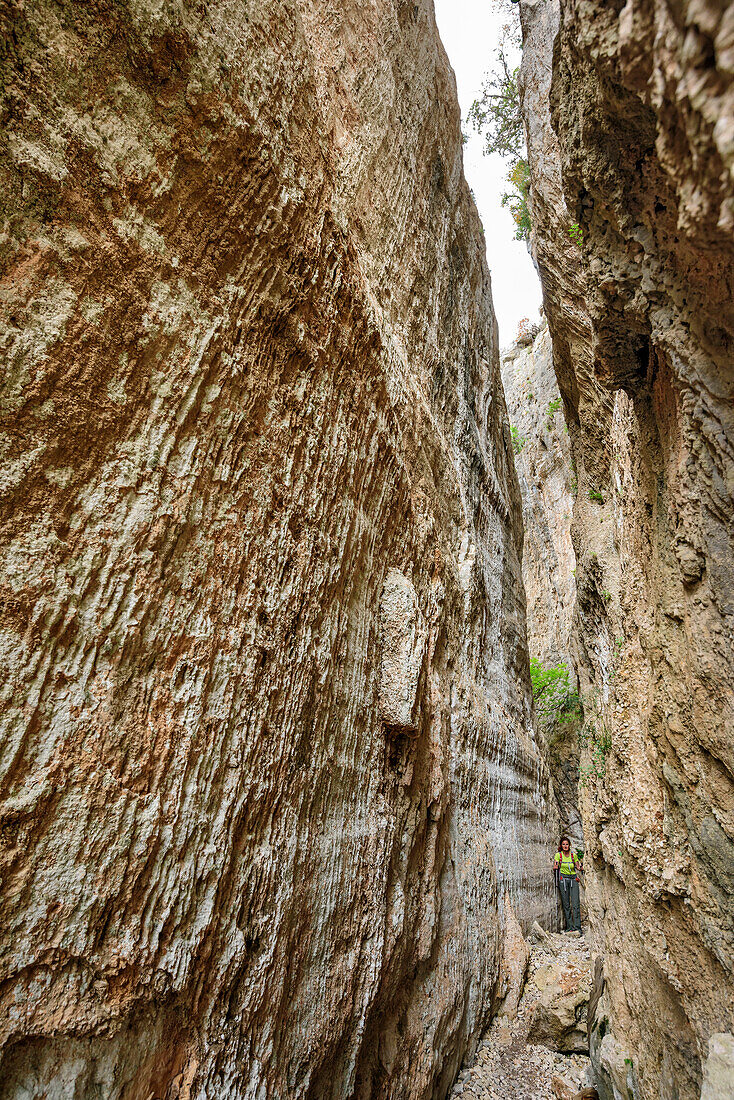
[
  {"left": 0, "top": 1, "right": 557, "bottom": 1097},
  {"left": 520, "top": 1, "right": 734, "bottom": 1097}
]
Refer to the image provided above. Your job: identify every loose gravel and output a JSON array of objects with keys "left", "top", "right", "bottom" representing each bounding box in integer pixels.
[{"left": 449, "top": 930, "right": 593, "bottom": 1100}]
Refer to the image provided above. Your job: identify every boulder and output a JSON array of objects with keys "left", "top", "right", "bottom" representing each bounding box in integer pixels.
[
  {"left": 552, "top": 1080, "right": 599, "bottom": 1100},
  {"left": 494, "top": 899, "right": 531, "bottom": 1019},
  {"left": 528, "top": 920, "right": 560, "bottom": 955},
  {"left": 528, "top": 965, "right": 589, "bottom": 1053},
  {"left": 701, "top": 1033, "right": 734, "bottom": 1100},
  {"left": 551, "top": 1076, "right": 576, "bottom": 1100}
]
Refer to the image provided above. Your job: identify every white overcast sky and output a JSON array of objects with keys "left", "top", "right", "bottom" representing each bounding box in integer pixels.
[{"left": 433, "top": 0, "right": 542, "bottom": 346}]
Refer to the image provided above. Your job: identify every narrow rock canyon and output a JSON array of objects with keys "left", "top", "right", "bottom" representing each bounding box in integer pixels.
[
  {"left": 502, "top": 324, "right": 581, "bottom": 850},
  {"left": 0, "top": 1, "right": 732, "bottom": 1099},
  {"left": 0, "top": 1, "right": 556, "bottom": 1097}
]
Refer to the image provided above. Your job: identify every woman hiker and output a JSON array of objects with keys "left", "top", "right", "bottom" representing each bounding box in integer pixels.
[{"left": 554, "top": 835, "right": 582, "bottom": 933}]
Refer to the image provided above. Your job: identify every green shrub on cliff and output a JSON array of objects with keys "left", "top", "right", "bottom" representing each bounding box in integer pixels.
[
  {"left": 510, "top": 424, "right": 526, "bottom": 454},
  {"left": 501, "top": 158, "right": 532, "bottom": 241},
  {"left": 568, "top": 221, "right": 584, "bottom": 246},
  {"left": 529, "top": 658, "right": 581, "bottom": 726},
  {"left": 468, "top": 48, "right": 522, "bottom": 161},
  {"left": 579, "top": 718, "right": 612, "bottom": 786}
]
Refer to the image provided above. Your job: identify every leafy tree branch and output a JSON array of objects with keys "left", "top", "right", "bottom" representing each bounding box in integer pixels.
[{"left": 467, "top": 5, "right": 531, "bottom": 241}]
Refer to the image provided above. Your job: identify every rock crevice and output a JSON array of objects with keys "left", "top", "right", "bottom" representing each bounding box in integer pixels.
[{"left": 501, "top": 322, "right": 580, "bottom": 847}]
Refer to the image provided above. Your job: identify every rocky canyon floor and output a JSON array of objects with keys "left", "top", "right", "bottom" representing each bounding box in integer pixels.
[{"left": 450, "top": 929, "right": 592, "bottom": 1100}]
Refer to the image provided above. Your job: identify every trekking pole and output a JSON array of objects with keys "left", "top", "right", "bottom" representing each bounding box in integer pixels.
[{"left": 553, "top": 866, "right": 562, "bottom": 918}]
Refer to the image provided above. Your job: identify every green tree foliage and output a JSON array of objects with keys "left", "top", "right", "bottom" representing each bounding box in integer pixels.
[
  {"left": 529, "top": 658, "right": 581, "bottom": 726},
  {"left": 501, "top": 158, "right": 531, "bottom": 241},
  {"left": 568, "top": 221, "right": 584, "bottom": 245},
  {"left": 468, "top": 46, "right": 523, "bottom": 161},
  {"left": 468, "top": 7, "right": 532, "bottom": 241}
]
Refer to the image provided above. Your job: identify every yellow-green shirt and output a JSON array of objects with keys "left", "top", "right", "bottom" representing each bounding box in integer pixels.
[{"left": 556, "top": 851, "right": 577, "bottom": 876}]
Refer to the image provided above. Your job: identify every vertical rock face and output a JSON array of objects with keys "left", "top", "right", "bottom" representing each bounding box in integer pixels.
[
  {"left": 501, "top": 324, "right": 580, "bottom": 844},
  {"left": 501, "top": 324, "right": 576, "bottom": 674},
  {"left": 520, "top": 1, "right": 734, "bottom": 1098},
  {"left": 0, "top": 1, "right": 557, "bottom": 1097}
]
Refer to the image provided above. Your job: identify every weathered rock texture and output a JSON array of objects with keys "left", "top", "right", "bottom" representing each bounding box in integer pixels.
[
  {"left": 0, "top": 1, "right": 558, "bottom": 1097},
  {"left": 501, "top": 324, "right": 576, "bottom": 676},
  {"left": 519, "top": 1, "right": 734, "bottom": 1098},
  {"left": 447, "top": 929, "right": 592, "bottom": 1100},
  {"left": 501, "top": 324, "right": 580, "bottom": 845},
  {"left": 527, "top": 952, "right": 590, "bottom": 1055}
]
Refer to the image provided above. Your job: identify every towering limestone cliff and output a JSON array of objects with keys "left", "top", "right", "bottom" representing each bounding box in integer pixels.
[
  {"left": 519, "top": 1, "right": 734, "bottom": 1098},
  {"left": 0, "top": 1, "right": 558, "bottom": 1097},
  {"left": 501, "top": 325, "right": 575, "bottom": 678},
  {"left": 501, "top": 324, "right": 580, "bottom": 846}
]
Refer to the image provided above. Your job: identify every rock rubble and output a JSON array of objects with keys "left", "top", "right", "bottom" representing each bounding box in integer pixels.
[{"left": 449, "top": 929, "right": 593, "bottom": 1100}]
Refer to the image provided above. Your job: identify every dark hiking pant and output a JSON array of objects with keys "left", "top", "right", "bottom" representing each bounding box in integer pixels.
[{"left": 559, "top": 874, "right": 581, "bottom": 931}]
